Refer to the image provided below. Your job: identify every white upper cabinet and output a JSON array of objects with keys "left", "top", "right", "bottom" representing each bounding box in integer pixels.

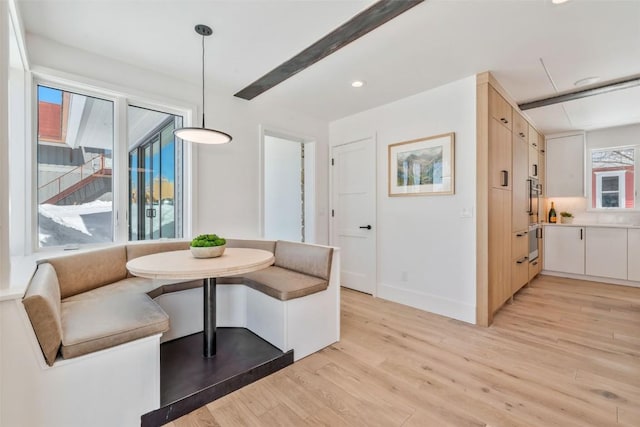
[{"left": 546, "top": 133, "right": 585, "bottom": 197}]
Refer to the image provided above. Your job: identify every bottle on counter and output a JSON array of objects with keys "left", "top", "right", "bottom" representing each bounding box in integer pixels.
[{"left": 549, "top": 202, "right": 557, "bottom": 223}]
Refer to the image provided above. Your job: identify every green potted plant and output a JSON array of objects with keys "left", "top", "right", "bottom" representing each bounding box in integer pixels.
[
  {"left": 560, "top": 211, "right": 574, "bottom": 224},
  {"left": 190, "top": 234, "right": 227, "bottom": 258}
]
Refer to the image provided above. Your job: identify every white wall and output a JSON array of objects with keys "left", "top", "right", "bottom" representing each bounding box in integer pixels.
[
  {"left": 330, "top": 76, "right": 477, "bottom": 323},
  {"left": 264, "top": 135, "right": 303, "bottom": 241},
  {"left": 1, "top": 1, "right": 11, "bottom": 288},
  {"left": 549, "top": 123, "right": 640, "bottom": 225},
  {"left": 23, "top": 34, "right": 330, "bottom": 245}
]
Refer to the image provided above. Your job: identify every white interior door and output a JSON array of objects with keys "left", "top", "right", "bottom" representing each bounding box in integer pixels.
[{"left": 331, "top": 137, "right": 376, "bottom": 294}]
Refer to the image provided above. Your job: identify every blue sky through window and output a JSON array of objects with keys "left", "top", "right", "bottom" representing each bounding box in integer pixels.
[{"left": 38, "top": 86, "right": 62, "bottom": 104}]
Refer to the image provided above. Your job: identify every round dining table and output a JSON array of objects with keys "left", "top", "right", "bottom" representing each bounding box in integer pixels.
[{"left": 126, "top": 247, "right": 275, "bottom": 358}]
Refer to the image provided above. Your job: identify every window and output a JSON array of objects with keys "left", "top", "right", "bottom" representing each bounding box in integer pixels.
[
  {"left": 591, "top": 147, "right": 635, "bottom": 209},
  {"left": 37, "top": 85, "right": 114, "bottom": 247},
  {"left": 34, "top": 81, "right": 190, "bottom": 250},
  {"left": 127, "top": 106, "right": 183, "bottom": 240}
]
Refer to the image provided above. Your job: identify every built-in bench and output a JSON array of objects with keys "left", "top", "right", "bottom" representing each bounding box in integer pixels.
[{"left": 23, "top": 239, "right": 339, "bottom": 366}]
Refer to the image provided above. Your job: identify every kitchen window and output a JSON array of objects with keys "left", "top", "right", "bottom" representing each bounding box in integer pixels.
[{"left": 590, "top": 147, "right": 635, "bottom": 210}]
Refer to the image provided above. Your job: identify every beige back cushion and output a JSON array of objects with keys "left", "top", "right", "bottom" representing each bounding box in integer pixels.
[
  {"left": 126, "top": 241, "right": 190, "bottom": 261},
  {"left": 226, "top": 239, "right": 276, "bottom": 253},
  {"left": 23, "top": 263, "right": 63, "bottom": 366},
  {"left": 274, "top": 241, "right": 333, "bottom": 280},
  {"left": 45, "top": 246, "right": 128, "bottom": 299}
]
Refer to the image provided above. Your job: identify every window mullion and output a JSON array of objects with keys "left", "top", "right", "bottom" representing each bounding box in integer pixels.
[{"left": 114, "top": 96, "right": 128, "bottom": 244}]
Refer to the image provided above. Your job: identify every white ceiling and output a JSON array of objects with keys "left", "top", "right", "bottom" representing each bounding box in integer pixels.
[{"left": 17, "top": 0, "right": 640, "bottom": 133}]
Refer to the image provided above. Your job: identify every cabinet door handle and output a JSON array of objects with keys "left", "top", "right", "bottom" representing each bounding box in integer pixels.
[
  {"left": 500, "top": 117, "right": 509, "bottom": 124},
  {"left": 533, "top": 164, "right": 538, "bottom": 177},
  {"left": 532, "top": 260, "right": 538, "bottom": 266},
  {"left": 519, "top": 132, "right": 525, "bottom": 138},
  {"left": 359, "top": 225, "right": 372, "bottom": 230},
  {"left": 516, "top": 256, "right": 529, "bottom": 264},
  {"left": 516, "top": 231, "right": 528, "bottom": 237},
  {"left": 501, "top": 170, "right": 509, "bottom": 187},
  {"left": 533, "top": 142, "right": 538, "bottom": 147},
  {"left": 580, "top": 228, "right": 583, "bottom": 240}
]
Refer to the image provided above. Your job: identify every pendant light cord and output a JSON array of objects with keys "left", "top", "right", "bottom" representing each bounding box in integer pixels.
[{"left": 201, "top": 33, "right": 206, "bottom": 128}]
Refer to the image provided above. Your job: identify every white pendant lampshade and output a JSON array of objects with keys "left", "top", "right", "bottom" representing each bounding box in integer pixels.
[
  {"left": 174, "top": 24, "right": 232, "bottom": 145},
  {"left": 174, "top": 127, "right": 232, "bottom": 145}
]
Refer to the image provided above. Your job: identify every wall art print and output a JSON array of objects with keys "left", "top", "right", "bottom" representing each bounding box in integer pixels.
[{"left": 388, "top": 132, "right": 454, "bottom": 196}]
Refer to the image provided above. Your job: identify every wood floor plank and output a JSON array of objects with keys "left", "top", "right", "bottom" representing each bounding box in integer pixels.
[{"left": 167, "top": 275, "right": 640, "bottom": 427}]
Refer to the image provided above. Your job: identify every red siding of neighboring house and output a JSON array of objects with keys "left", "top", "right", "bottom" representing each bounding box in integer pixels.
[
  {"left": 626, "top": 169, "right": 634, "bottom": 208},
  {"left": 38, "top": 102, "right": 62, "bottom": 141}
]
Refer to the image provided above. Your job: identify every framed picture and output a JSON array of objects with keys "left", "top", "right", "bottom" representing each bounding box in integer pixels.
[{"left": 388, "top": 132, "right": 455, "bottom": 196}]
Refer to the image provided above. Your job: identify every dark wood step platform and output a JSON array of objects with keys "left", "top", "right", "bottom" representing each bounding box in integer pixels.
[{"left": 141, "top": 328, "right": 293, "bottom": 427}]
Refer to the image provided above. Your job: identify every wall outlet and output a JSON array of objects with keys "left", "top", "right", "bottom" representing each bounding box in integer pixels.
[{"left": 460, "top": 207, "right": 474, "bottom": 218}]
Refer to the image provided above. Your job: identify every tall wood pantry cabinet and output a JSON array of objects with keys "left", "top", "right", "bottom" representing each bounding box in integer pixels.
[{"left": 477, "top": 72, "right": 545, "bottom": 326}]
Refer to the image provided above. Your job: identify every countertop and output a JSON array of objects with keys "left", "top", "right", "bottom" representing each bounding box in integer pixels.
[{"left": 543, "top": 222, "right": 640, "bottom": 229}]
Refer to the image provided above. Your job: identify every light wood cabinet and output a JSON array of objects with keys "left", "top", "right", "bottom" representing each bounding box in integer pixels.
[
  {"left": 544, "top": 226, "right": 585, "bottom": 275},
  {"left": 529, "top": 257, "right": 541, "bottom": 280},
  {"left": 489, "top": 118, "right": 512, "bottom": 190},
  {"left": 512, "top": 137, "right": 529, "bottom": 231},
  {"left": 490, "top": 188, "right": 512, "bottom": 311},
  {"left": 512, "top": 230, "right": 529, "bottom": 292},
  {"left": 546, "top": 134, "right": 585, "bottom": 197},
  {"left": 528, "top": 144, "right": 539, "bottom": 179},
  {"left": 538, "top": 132, "right": 545, "bottom": 154},
  {"left": 538, "top": 149, "right": 545, "bottom": 197},
  {"left": 489, "top": 86, "right": 512, "bottom": 130},
  {"left": 628, "top": 229, "right": 640, "bottom": 281},
  {"left": 513, "top": 111, "right": 528, "bottom": 141},
  {"left": 479, "top": 74, "right": 546, "bottom": 325},
  {"left": 585, "top": 227, "right": 627, "bottom": 280},
  {"left": 528, "top": 125, "right": 539, "bottom": 149}
]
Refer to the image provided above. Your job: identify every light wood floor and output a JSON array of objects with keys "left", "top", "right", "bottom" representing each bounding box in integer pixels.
[{"left": 165, "top": 275, "right": 640, "bottom": 427}]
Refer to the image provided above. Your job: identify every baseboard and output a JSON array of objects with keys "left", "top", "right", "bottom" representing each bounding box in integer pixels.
[
  {"left": 377, "top": 283, "right": 476, "bottom": 324},
  {"left": 541, "top": 271, "right": 640, "bottom": 288}
]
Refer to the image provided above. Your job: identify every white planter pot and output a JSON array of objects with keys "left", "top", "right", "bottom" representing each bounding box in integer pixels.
[{"left": 190, "top": 244, "right": 226, "bottom": 258}]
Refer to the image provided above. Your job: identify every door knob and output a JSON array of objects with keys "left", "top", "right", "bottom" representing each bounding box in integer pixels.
[{"left": 359, "top": 225, "right": 372, "bottom": 230}]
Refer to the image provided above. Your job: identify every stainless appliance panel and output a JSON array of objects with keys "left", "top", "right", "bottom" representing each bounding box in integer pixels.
[
  {"left": 529, "top": 224, "right": 540, "bottom": 261},
  {"left": 528, "top": 178, "right": 541, "bottom": 224}
]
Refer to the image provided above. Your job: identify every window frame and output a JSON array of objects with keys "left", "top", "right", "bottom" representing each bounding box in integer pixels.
[
  {"left": 594, "top": 170, "right": 626, "bottom": 209},
  {"left": 30, "top": 74, "right": 194, "bottom": 252},
  {"left": 587, "top": 144, "right": 638, "bottom": 212}
]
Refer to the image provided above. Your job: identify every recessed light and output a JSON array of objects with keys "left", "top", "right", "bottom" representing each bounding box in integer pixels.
[
  {"left": 552, "top": 0, "right": 570, "bottom": 4},
  {"left": 351, "top": 80, "right": 365, "bottom": 88},
  {"left": 574, "top": 76, "right": 601, "bottom": 87}
]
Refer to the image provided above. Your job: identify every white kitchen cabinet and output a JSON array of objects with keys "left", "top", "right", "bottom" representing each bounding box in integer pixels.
[
  {"left": 628, "top": 229, "right": 640, "bottom": 281},
  {"left": 545, "top": 133, "right": 585, "bottom": 197},
  {"left": 544, "top": 225, "right": 585, "bottom": 275},
  {"left": 585, "top": 227, "right": 627, "bottom": 280}
]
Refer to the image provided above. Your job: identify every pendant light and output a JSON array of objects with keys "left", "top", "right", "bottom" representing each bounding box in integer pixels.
[{"left": 174, "top": 24, "right": 232, "bottom": 144}]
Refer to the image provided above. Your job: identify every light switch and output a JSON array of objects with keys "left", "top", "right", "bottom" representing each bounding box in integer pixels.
[{"left": 460, "top": 207, "right": 474, "bottom": 218}]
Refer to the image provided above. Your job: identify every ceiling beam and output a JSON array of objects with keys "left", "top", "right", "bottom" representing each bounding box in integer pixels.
[
  {"left": 234, "top": 0, "right": 424, "bottom": 101},
  {"left": 519, "top": 76, "right": 640, "bottom": 111}
]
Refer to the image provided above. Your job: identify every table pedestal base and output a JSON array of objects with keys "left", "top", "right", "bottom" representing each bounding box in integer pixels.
[{"left": 203, "top": 277, "right": 216, "bottom": 357}]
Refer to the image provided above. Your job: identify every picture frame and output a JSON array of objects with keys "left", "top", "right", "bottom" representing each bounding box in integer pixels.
[{"left": 388, "top": 132, "right": 455, "bottom": 196}]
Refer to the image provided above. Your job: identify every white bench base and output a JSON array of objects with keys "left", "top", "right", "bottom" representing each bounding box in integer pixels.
[
  {"left": 156, "top": 249, "right": 340, "bottom": 361},
  {"left": 1, "top": 299, "right": 160, "bottom": 427}
]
